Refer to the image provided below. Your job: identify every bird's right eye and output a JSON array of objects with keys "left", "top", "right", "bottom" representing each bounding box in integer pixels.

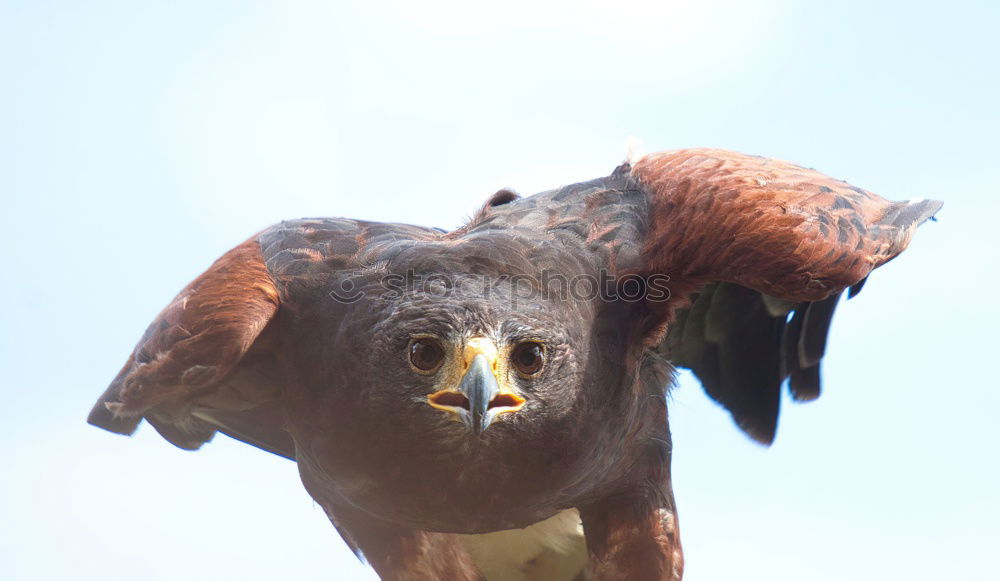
[{"left": 408, "top": 338, "right": 445, "bottom": 373}]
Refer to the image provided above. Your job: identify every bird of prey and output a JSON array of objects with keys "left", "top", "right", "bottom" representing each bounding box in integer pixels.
[{"left": 88, "top": 148, "right": 941, "bottom": 580}]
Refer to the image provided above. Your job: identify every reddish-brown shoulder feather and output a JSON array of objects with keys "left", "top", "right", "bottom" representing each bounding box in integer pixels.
[
  {"left": 631, "top": 148, "right": 942, "bottom": 302},
  {"left": 88, "top": 237, "right": 280, "bottom": 436}
]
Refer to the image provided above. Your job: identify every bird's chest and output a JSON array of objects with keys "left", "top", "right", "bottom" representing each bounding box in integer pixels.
[{"left": 292, "top": 407, "right": 656, "bottom": 534}]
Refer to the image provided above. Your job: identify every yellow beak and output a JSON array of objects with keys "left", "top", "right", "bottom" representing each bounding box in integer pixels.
[{"left": 427, "top": 338, "right": 525, "bottom": 434}]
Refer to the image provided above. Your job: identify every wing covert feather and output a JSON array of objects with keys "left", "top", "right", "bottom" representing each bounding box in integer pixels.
[
  {"left": 88, "top": 237, "right": 280, "bottom": 433},
  {"left": 631, "top": 148, "right": 941, "bottom": 302}
]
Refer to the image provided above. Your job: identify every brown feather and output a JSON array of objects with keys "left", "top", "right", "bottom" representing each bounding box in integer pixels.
[
  {"left": 87, "top": 236, "right": 281, "bottom": 445},
  {"left": 631, "top": 148, "right": 942, "bottom": 302}
]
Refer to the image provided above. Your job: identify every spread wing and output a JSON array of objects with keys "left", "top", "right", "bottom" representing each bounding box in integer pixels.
[
  {"left": 87, "top": 236, "right": 292, "bottom": 455},
  {"left": 627, "top": 149, "right": 942, "bottom": 444},
  {"left": 87, "top": 220, "right": 439, "bottom": 458}
]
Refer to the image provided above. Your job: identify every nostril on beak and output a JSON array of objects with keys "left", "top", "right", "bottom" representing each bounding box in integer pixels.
[{"left": 428, "top": 391, "right": 471, "bottom": 410}]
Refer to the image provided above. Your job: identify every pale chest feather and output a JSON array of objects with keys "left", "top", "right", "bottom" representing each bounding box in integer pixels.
[{"left": 458, "top": 509, "right": 587, "bottom": 581}]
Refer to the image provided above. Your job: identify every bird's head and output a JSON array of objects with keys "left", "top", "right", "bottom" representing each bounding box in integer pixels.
[
  {"left": 282, "top": 236, "right": 642, "bottom": 527},
  {"left": 343, "top": 265, "right": 595, "bottom": 443},
  {"left": 381, "top": 300, "right": 586, "bottom": 435}
]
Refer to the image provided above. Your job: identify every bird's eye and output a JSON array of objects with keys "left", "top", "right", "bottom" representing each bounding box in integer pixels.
[
  {"left": 511, "top": 342, "right": 544, "bottom": 377},
  {"left": 409, "top": 338, "right": 445, "bottom": 373}
]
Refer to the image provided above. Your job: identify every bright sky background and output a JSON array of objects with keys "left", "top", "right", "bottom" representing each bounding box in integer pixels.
[{"left": 2, "top": 1, "right": 998, "bottom": 579}]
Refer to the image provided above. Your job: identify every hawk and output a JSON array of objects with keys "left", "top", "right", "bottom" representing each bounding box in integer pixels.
[{"left": 88, "top": 148, "right": 941, "bottom": 580}]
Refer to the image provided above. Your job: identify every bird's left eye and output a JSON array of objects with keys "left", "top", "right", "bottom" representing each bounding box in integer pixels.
[{"left": 511, "top": 341, "right": 544, "bottom": 377}]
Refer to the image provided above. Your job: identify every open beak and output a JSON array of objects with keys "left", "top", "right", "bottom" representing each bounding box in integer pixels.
[{"left": 427, "top": 340, "right": 525, "bottom": 435}]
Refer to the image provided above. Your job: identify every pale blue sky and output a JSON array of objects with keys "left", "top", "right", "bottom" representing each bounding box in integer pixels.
[{"left": 2, "top": 1, "right": 998, "bottom": 579}]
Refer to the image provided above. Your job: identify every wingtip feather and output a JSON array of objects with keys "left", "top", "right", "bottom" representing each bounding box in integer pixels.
[
  {"left": 87, "top": 398, "right": 141, "bottom": 436},
  {"left": 737, "top": 416, "right": 777, "bottom": 446}
]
